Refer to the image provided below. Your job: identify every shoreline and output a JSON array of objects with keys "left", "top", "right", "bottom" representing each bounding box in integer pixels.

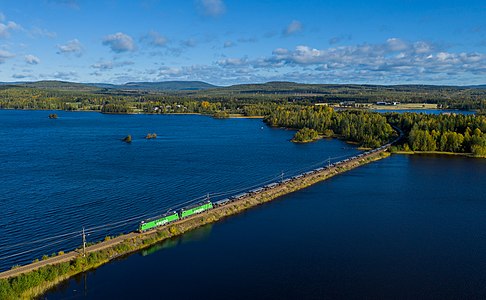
[
  {"left": 0, "top": 150, "right": 390, "bottom": 299},
  {"left": 392, "top": 150, "right": 484, "bottom": 158},
  {"left": 0, "top": 108, "right": 264, "bottom": 119}
]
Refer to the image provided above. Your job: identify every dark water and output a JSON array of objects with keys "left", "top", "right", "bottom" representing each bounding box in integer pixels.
[
  {"left": 0, "top": 110, "right": 359, "bottom": 271},
  {"left": 44, "top": 154, "right": 486, "bottom": 299}
]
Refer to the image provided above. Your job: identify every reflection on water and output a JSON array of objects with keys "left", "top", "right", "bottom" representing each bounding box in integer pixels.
[{"left": 141, "top": 224, "right": 214, "bottom": 257}]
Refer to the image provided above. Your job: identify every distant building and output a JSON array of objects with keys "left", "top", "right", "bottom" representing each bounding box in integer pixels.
[
  {"left": 340, "top": 101, "right": 356, "bottom": 107},
  {"left": 376, "top": 101, "right": 399, "bottom": 106}
]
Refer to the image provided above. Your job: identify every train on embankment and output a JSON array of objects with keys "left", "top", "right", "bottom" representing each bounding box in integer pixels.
[{"left": 138, "top": 141, "right": 396, "bottom": 233}]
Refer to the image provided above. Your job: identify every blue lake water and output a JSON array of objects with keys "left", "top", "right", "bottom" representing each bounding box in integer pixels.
[
  {"left": 0, "top": 110, "right": 359, "bottom": 271},
  {"left": 44, "top": 154, "right": 486, "bottom": 299}
]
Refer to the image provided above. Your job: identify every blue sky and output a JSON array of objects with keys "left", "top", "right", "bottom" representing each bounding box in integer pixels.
[{"left": 0, "top": 0, "right": 485, "bottom": 85}]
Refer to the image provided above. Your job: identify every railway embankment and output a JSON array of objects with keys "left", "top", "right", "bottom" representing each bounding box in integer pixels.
[{"left": 0, "top": 149, "right": 390, "bottom": 300}]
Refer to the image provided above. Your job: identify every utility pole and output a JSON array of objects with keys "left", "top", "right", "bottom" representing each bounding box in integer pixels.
[
  {"left": 82, "top": 227, "right": 86, "bottom": 257},
  {"left": 328, "top": 157, "right": 331, "bottom": 168},
  {"left": 206, "top": 193, "right": 210, "bottom": 202},
  {"left": 280, "top": 170, "right": 284, "bottom": 182}
]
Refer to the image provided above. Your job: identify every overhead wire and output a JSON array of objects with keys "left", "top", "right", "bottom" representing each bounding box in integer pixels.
[{"left": 0, "top": 150, "right": 366, "bottom": 260}]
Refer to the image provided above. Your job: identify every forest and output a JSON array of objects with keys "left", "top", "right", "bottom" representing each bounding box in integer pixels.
[
  {"left": 387, "top": 113, "right": 486, "bottom": 157},
  {"left": 264, "top": 106, "right": 395, "bottom": 148}
]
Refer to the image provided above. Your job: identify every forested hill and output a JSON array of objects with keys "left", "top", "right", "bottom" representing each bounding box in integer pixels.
[
  {"left": 0, "top": 81, "right": 100, "bottom": 92},
  {"left": 117, "top": 81, "right": 217, "bottom": 91},
  {"left": 0, "top": 80, "right": 218, "bottom": 92}
]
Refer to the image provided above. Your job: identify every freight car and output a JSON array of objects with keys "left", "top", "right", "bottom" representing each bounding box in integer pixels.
[{"left": 137, "top": 147, "right": 396, "bottom": 233}]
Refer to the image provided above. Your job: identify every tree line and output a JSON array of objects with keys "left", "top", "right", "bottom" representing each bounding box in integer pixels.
[
  {"left": 264, "top": 105, "right": 395, "bottom": 148},
  {"left": 387, "top": 112, "right": 486, "bottom": 157}
]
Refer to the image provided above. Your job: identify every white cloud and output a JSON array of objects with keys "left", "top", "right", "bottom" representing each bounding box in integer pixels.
[
  {"left": 25, "top": 54, "right": 40, "bottom": 65},
  {"left": 141, "top": 31, "right": 167, "bottom": 47},
  {"left": 197, "top": 0, "right": 226, "bottom": 17},
  {"left": 217, "top": 57, "right": 247, "bottom": 66},
  {"left": 387, "top": 38, "right": 408, "bottom": 51},
  {"left": 102, "top": 32, "right": 136, "bottom": 53},
  {"left": 0, "top": 21, "right": 21, "bottom": 38},
  {"left": 0, "top": 50, "right": 14, "bottom": 63},
  {"left": 181, "top": 38, "right": 197, "bottom": 48},
  {"left": 223, "top": 41, "right": 234, "bottom": 48},
  {"left": 257, "top": 39, "right": 485, "bottom": 79},
  {"left": 57, "top": 39, "right": 83, "bottom": 56},
  {"left": 283, "top": 20, "right": 303, "bottom": 36},
  {"left": 172, "top": 38, "right": 484, "bottom": 85},
  {"left": 91, "top": 60, "right": 134, "bottom": 70},
  {"left": 51, "top": 71, "right": 77, "bottom": 80},
  {"left": 30, "top": 27, "right": 57, "bottom": 38}
]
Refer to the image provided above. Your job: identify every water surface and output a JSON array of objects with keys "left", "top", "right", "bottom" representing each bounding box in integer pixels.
[
  {"left": 45, "top": 155, "right": 486, "bottom": 299},
  {"left": 0, "top": 110, "right": 358, "bottom": 270}
]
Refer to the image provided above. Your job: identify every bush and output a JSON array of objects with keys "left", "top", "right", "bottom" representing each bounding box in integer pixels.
[
  {"left": 169, "top": 226, "right": 178, "bottom": 235},
  {"left": 292, "top": 128, "right": 319, "bottom": 143}
]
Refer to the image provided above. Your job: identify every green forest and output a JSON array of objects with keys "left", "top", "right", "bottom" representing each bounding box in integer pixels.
[
  {"left": 387, "top": 113, "right": 486, "bottom": 157},
  {"left": 292, "top": 128, "right": 320, "bottom": 143},
  {"left": 265, "top": 106, "right": 395, "bottom": 148}
]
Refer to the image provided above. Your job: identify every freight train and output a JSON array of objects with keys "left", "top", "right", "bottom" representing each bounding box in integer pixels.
[{"left": 138, "top": 141, "right": 397, "bottom": 233}]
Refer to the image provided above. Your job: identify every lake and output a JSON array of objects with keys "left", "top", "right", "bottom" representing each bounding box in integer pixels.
[
  {"left": 0, "top": 110, "right": 359, "bottom": 271},
  {"left": 44, "top": 154, "right": 486, "bottom": 299}
]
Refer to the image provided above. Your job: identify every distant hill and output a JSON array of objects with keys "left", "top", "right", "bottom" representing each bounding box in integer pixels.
[
  {"left": 0, "top": 80, "right": 218, "bottom": 92},
  {"left": 0, "top": 80, "right": 484, "bottom": 96},
  {"left": 104, "top": 81, "right": 218, "bottom": 91},
  {"left": 202, "top": 81, "right": 477, "bottom": 95},
  {"left": 15, "top": 80, "right": 99, "bottom": 92}
]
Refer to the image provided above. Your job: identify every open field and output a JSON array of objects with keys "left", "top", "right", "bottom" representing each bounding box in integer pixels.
[{"left": 369, "top": 103, "right": 439, "bottom": 110}]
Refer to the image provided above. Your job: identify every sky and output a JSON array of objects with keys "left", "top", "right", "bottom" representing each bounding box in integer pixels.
[{"left": 0, "top": 0, "right": 485, "bottom": 85}]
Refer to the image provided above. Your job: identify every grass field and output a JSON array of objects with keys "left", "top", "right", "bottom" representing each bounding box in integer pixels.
[{"left": 368, "top": 103, "right": 439, "bottom": 110}]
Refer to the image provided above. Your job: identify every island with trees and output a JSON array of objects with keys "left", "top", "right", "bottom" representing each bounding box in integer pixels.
[{"left": 292, "top": 128, "right": 320, "bottom": 143}]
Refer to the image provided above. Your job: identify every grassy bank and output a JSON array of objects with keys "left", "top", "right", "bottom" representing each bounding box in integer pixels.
[
  {"left": 0, "top": 151, "right": 389, "bottom": 299},
  {"left": 391, "top": 150, "right": 484, "bottom": 158}
]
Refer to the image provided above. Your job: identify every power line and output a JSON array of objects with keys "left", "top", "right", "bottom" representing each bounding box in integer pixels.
[
  {"left": 0, "top": 235, "right": 81, "bottom": 261},
  {"left": 0, "top": 150, "right": 368, "bottom": 260}
]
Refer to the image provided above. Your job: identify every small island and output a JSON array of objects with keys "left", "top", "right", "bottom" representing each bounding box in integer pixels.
[
  {"left": 48, "top": 113, "right": 58, "bottom": 119},
  {"left": 123, "top": 135, "right": 132, "bottom": 143},
  {"left": 292, "top": 128, "right": 320, "bottom": 143},
  {"left": 145, "top": 133, "right": 157, "bottom": 139}
]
